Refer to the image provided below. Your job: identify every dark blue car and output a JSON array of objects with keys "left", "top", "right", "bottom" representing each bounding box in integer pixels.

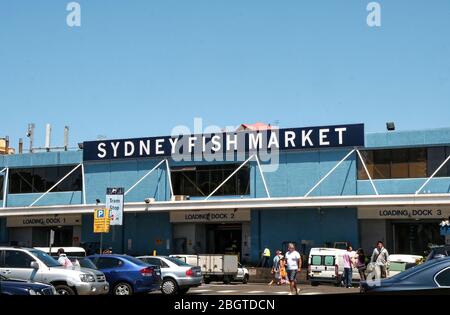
[
  {"left": 361, "top": 256, "right": 450, "bottom": 294},
  {"left": 88, "top": 254, "right": 161, "bottom": 295},
  {"left": 1, "top": 274, "right": 56, "bottom": 295}
]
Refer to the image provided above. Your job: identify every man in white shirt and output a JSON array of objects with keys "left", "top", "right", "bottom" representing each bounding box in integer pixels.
[
  {"left": 285, "top": 243, "right": 302, "bottom": 295},
  {"left": 370, "top": 241, "right": 389, "bottom": 279}
]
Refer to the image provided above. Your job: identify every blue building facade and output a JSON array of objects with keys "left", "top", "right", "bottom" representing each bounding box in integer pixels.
[{"left": 1, "top": 125, "right": 450, "bottom": 263}]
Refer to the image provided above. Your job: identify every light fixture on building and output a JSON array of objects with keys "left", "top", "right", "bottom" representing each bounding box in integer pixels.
[
  {"left": 386, "top": 122, "right": 396, "bottom": 131},
  {"left": 78, "top": 142, "right": 84, "bottom": 149}
]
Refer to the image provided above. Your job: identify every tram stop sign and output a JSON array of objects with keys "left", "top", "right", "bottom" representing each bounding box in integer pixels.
[{"left": 106, "top": 187, "right": 124, "bottom": 226}]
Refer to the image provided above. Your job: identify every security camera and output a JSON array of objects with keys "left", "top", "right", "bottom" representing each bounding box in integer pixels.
[
  {"left": 144, "top": 198, "right": 155, "bottom": 204},
  {"left": 26, "top": 131, "right": 31, "bottom": 137}
]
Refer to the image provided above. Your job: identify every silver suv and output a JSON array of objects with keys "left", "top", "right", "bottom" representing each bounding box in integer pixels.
[{"left": 0, "top": 247, "right": 109, "bottom": 295}]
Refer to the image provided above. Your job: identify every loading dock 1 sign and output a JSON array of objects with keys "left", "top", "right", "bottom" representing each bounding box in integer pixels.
[
  {"left": 94, "top": 208, "right": 110, "bottom": 233},
  {"left": 106, "top": 187, "right": 124, "bottom": 226}
]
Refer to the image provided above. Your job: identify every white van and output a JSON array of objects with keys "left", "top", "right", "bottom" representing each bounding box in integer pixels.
[{"left": 307, "top": 247, "right": 360, "bottom": 286}]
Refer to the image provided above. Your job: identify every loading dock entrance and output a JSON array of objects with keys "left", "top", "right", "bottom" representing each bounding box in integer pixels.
[{"left": 170, "top": 209, "right": 251, "bottom": 261}]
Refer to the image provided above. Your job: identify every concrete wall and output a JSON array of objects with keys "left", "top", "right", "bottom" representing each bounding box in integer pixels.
[
  {"left": 250, "top": 207, "right": 359, "bottom": 264},
  {"left": 359, "top": 219, "right": 388, "bottom": 254}
]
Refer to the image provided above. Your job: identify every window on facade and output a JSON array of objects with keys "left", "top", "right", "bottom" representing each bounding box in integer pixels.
[
  {"left": 8, "top": 166, "right": 82, "bottom": 194},
  {"left": 427, "top": 147, "right": 450, "bottom": 177},
  {"left": 0, "top": 175, "right": 3, "bottom": 200},
  {"left": 391, "top": 149, "right": 409, "bottom": 178},
  {"left": 372, "top": 150, "right": 391, "bottom": 179},
  {"left": 408, "top": 148, "right": 427, "bottom": 178},
  {"left": 171, "top": 164, "right": 250, "bottom": 197},
  {"left": 357, "top": 147, "right": 450, "bottom": 180}
]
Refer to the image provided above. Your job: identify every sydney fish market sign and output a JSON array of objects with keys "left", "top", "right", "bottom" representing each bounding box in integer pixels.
[{"left": 83, "top": 123, "right": 364, "bottom": 162}]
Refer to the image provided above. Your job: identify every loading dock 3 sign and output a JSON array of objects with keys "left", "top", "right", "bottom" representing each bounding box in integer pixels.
[
  {"left": 170, "top": 209, "right": 250, "bottom": 223},
  {"left": 358, "top": 207, "right": 450, "bottom": 220}
]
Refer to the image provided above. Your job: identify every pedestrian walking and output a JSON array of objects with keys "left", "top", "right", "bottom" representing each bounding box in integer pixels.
[
  {"left": 355, "top": 248, "right": 367, "bottom": 282},
  {"left": 57, "top": 248, "right": 73, "bottom": 268},
  {"left": 370, "top": 241, "right": 389, "bottom": 280},
  {"left": 279, "top": 256, "right": 289, "bottom": 285},
  {"left": 261, "top": 246, "right": 271, "bottom": 268},
  {"left": 269, "top": 250, "right": 282, "bottom": 285},
  {"left": 285, "top": 243, "right": 302, "bottom": 295},
  {"left": 342, "top": 245, "right": 354, "bottom": 288}
]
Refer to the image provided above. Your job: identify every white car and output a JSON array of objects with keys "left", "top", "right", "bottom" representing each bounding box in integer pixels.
[
  {"left": 0, "top": 247, "right": 109, "bottom": 295},
  {"left": 233, "top": 263, "right": 249, "bottom": 284},
  {"left": 387, "top": 254, "right": 423, "bottom": 277}
]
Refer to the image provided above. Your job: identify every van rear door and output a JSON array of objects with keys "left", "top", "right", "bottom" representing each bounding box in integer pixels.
[{"left": 310, "top": 255, "right": 336, "bottom": 277}]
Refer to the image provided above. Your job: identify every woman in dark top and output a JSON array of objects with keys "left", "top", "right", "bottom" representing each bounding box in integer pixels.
[{"left": 356, "top": 248, "right": 367, "bottom": 281}]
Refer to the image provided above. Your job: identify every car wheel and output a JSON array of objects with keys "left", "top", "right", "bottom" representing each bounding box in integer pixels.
[
  {"left": 204, "top": 278, "right": 211, "bottom": 284},
  {"left": 242, "top": 275, "right": 249, "bottom": 284},
  {"left": 311, "top": 281, "right": 319, "bottom": 287},
  {"left": 161, "top": 279, "right": 178, "bottom": 295},
  {"left": 113, "top": 283, "right": 133, "bottom": 296},
  {"left": 55, "top": 284, "right": 76, "bottom": 295}
]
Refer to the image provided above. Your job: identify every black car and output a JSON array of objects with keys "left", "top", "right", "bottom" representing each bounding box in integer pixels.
[
  {"left": 426, "top": 245, "right": 450, "bottom": 262},
  {"left": 360, "top": 257, "right": 450, "bottom": 294},
  {"left": 0, "top": 274, "right": 56, "bottom": 295}
]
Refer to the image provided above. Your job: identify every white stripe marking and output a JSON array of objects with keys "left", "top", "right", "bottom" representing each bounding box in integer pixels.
[
  {"left": 191, "top": 289, "right": 212, "bottom": 293},
  {"left": 217, "top": 290, "right": 237, "bottom": 293},
  {"left": 247, "top": 290, "right": 265, "bottom": 294}
]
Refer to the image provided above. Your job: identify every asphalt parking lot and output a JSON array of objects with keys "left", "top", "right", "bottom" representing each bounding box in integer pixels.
[{"left": 150, "top": 282, "right": 360, "bottom": 295}]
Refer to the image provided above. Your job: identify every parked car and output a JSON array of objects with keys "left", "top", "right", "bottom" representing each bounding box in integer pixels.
[
  {"left": 234, "top": 263, "right": 249, "bottom": 284},
  {"left": 387, "top": 254, "right": 423, "bottom": 277},
  {"left": 307, "top": 247, "right": 360, "bottom": 286},
  {"left": 0, "top": 274, "right": 56, "bottom": 295},
  {"left": 426, "top": 245, "right": 450, "bottom": 262},
  {"left": 361, "top": 256, "right": 450, "bottom": 294},
  {"left": 0, "top": 247, "right": 109, "bottom": 295},
  {"left": 87, "top": 254, "right": 162, "bottom": 295},
  {"left": 137, "top": 255, "right": 202, "bottom": 295}
]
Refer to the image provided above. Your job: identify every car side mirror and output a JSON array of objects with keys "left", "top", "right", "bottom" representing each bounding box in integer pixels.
[{"left": 30, "top": 261, "right": 40, "bottom": 270}]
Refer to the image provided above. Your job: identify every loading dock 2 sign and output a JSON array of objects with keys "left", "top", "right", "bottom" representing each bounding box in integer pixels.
[{"left": 170, "top": 209, "right": 250, "bottom": 223}]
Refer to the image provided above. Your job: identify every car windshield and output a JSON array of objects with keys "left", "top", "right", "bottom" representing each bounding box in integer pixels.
[
  {"left": 122, "top": 256, "right": 148, "bottom": 266},
  {"left": 69, "top": 257, "right": 98, "bottom": 269},
  {"left": 29, "top": 249, "right": 61, "bottom": 267},
  {"left": 79, "top": 258, "right": 98, "bottom": 269},
  {"left": 165, "top": 257, "right": 191, "bottom": 267}
]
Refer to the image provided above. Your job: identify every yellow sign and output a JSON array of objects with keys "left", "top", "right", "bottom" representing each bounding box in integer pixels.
[{"left": 94, "top": 208, "right": 110, "bottom": 233}]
